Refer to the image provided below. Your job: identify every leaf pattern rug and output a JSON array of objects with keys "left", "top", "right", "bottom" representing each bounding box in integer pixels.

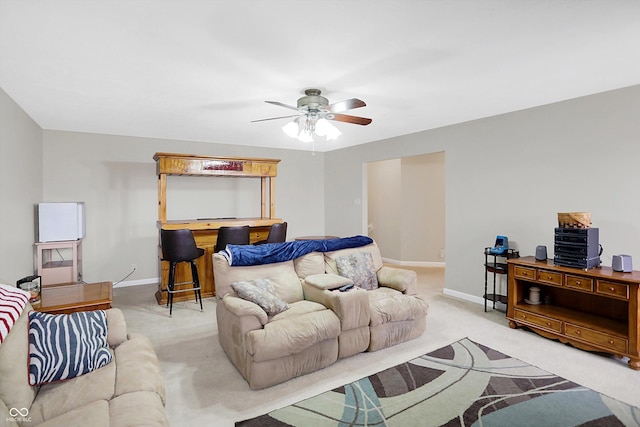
[{"left": 237, "top": 338, "right": 640, "bottom": 427}]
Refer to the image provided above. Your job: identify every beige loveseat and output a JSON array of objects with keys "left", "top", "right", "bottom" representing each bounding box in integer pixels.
[
  {"left": 0, "top": 305, "right": 168, "bottom": 427},
  {"left": 213, "top": 241, "right": 429, "bottom": 389}
]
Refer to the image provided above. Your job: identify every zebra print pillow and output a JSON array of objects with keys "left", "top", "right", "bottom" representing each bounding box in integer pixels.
[{"left": 28, "top": 310, "right": 113, "bottom": 385}]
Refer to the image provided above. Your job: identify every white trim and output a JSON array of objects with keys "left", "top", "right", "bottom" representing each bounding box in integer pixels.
[
  {"left": 381, "top": 257, "right": 445, "bottom": 268},
  {"left": 113, "top": 277, "right": 159, "bottom": 288},
  {"left": 443, "top": 288, "right": 507, "bottom": 311},
  {"left": 443, "top": 287, "right": 484, "bottom": 304}
]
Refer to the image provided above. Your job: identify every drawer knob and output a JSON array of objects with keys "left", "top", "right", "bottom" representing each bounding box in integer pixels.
[
  {"left": 575, "top": 330, "right": 581, "bottom": 335},
  {"left": 609, "top": 287, "right": 615, "bottom": 292},
  {"left": 546, "top": 322, "right": 551, "bottom": 326},
  {"left": 576, "top": 280, "right": 581, "bottom": 285},
  {"left": 522, "top": 314, "right": 526, "bottom": 319},
  {"left": 608, "top": 339, "right": 614, "bottom": 345}
]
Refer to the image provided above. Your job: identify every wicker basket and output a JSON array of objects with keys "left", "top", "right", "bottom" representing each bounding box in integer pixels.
[{"left": 557, "top": 212, "right": 591, "bottom": 229}]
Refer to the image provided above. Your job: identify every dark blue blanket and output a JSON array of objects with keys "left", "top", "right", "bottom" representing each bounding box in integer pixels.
[{"left": 221, "top": 235, "right": 374, "bottom": 266}]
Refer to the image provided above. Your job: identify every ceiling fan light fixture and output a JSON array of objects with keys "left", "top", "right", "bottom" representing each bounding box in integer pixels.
[
  {"left": 282, "top": 120, "right": 299, "bottom": 138},
  {"left": 297, "top": 128, "right": 314, "bottom": 143},
  {"left": 263, "top": 88, "right": 370, "bottom": 144},
  {"left": 315, "top": 118, "right": 341, "bottom": 140}
]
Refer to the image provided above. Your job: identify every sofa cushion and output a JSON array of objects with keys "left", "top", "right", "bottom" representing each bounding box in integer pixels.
[
  {"left": 35, "top": 399, "right": 110, "bottom": 427},
  {"left": 324, "top": 243, "right": 384, "bottom": 275},
  {"left": 28, "top": 352, "right": 116, "bottom": 425},
  {"left": 247, "top": 309, "right": 340, "bottom": 362},
  {"left": 269, "top": 300, "right": 327, "bottom": 323},
  {"left": 367, "top": 289, "right": 429, "bottom": 327},
  {"left": 335, "top": 252, "right": 379, "bottom": 290},
  {"left": 0, "top": 306, "right": 38, "bottom": 414},
  {"left": 213, "top": 254, "right": 303, "bottom": 303},
  {"left": 109, "top": 391, "right": 169, "bottom": 427},
  {"left": 28, "top": 310, "right": 112, "bottom": 385},
  {"left": 293, "top": 251, "right": 325, "bottom": 278},
  {"left": 0, "top": 398, "right": 19, "bottom": 427},
  {"left": 114, "top": 333, "right": 166, "bottom": 404},
  {"left": 105, "top": 308, "right": 128, "bottom": 347},
  {"left": 231, "top": 279, "right": 289, "bottom": 316}
]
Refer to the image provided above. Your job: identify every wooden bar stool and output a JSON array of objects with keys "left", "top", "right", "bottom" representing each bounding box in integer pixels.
[{"left": 160, "top": 229, "right": 204, "bottom": 316}]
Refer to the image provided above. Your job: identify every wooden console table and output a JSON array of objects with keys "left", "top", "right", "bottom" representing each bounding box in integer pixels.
[
  {"left": 154, "top": 153, "right": 282, "bottom": 304},
  {"left": 507, "top": 256, "right": 640, "bottom": 369}
]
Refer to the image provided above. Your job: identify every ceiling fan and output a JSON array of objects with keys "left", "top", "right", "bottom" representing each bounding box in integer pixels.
[{"left": 252, "top": 89, "right": 372, "bottom": 142}]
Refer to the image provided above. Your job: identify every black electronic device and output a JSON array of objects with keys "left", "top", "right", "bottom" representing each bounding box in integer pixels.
[
  {"left": 16, "top": 275, "right": 41, "bottom": 303},
  {"left": 338, "top": 283, "right": 354, "bottom": 292},
  {"left": 553, "top": 227, "right": 601, "bottom": 269},
  {"left": 16, "top": 275, "right": 40, "bottom": 287}
]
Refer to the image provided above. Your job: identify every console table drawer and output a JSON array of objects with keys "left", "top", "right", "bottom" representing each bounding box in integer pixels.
[
  {"left": 596, "top": 281, "right": 629, "bottom": 300},
  {"left": 565, "top": 275, "right": 593, "bottom": 292},
  {"left": 514, "top": 266, "right": 536, "bottom": 281},
  {"left": 513, "top": 309, "right": 562, "bottom": 333},
  {"left": 565, "top": 323, "right": 628, "bottom": 353},
  {"left": 538, "top": 270, "right": 562, "bottom": 286}
]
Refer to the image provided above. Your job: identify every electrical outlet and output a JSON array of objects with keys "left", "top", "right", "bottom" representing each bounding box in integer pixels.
[{"left": 131, "top": 263, "right": 137, "bottom": 271}]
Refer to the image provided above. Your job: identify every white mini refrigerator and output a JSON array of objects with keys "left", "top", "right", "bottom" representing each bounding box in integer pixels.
[{"left": 37, "top": 202, "right": 85, "bottom": 242}]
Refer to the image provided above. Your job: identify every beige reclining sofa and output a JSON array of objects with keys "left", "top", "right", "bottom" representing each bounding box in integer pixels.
[
  {"left": 213, "top": 240, "right": 429, "bottom": 389},
  {"left": 0, "top": 304, "right": 168, "bottom": 427}
]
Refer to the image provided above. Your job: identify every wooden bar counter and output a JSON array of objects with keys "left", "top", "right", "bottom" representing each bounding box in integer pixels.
[
  {"left": 153, "top": 153, "right": 282, "bottom": 305},
  {"left": 154, "top": 217, "right": 281, "bottom": 304}
]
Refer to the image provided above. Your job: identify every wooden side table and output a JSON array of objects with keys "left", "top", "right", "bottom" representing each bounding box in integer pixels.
[{"left": 32, "top": 282, "right": 113, "bottom": 315}]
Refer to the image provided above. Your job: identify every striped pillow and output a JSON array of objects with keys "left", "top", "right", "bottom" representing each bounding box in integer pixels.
[
  {"left": 28, "top": 310, "right": 113, "bottom": 385},
  {"left": 0, "top": 284, "right": 30, "bottom": 345}
]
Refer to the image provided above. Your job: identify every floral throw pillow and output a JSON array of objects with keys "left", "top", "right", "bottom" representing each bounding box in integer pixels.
[
  {"left": 335, "top": 252, "right": 379, "bottom": 290},
  {"left": 231, "top": 279, "right": 289, "bottom": 316}
]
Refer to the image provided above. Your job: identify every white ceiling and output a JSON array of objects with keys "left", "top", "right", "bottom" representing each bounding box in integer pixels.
[{"left": 1, "top": 1, "right": 640, "bottom": 152}]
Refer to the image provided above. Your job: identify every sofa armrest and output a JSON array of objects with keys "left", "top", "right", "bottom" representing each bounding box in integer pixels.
[
  {"left": 220, "top": 294, "right": 269, "bottom": 326},
  {"left": 303, "top": 280, "right": 370, "bottom": 330},
  {"left": 377, "top": 266, "right": 418, "bottom": 295},
  {"left": 106, "top": 308, "right": 128, "bottom": 348}
]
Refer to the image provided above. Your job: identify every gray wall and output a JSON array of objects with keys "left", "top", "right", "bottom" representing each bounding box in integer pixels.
[
  {"left": 41, "top": 131, "right": 325, "bottom": 284},
  {"left": 0, "top": 88, "right": 42, "bottom": 283},
  {"left": 325, "top": 85, "right": 640, "bottom": 300},
  {"left": 367, "top": 158, "right": 402, "bottom": 259},
  {"left": 3, "top": 83, "right": 640, "bottom": 303},
  {"left": 367, "top": 152, "right": 445, "bottom": 264},
  {"left": 400, "top": 152, "right": 445, "bottom": 264}
]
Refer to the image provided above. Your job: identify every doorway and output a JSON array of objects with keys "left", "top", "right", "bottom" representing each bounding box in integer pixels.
[{"left": 365, "top": 151, "right": 445, "bottom": 266}]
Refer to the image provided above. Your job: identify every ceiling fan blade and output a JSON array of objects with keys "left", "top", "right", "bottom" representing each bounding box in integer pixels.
[
  {"left": 329, "top": 113, "right": 372, "bottom": 126},
  {"left": 328, "top": 98, "right": 366, "bottom": 113},
  {"left": 251, "top": 114, "right": 301, "bottom": 123},
  {"left": 265, "top": 100, "right": 299, "bottom": 111}
]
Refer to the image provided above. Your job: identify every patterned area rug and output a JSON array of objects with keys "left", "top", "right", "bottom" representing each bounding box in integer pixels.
[{"left": 237, "top": 338, "right": 640, "bottom": 427}]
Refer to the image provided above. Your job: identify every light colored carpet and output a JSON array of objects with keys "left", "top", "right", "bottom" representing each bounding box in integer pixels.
[
  {"left": 238, "top": 337, "right": 640, "bottom": 426},
  {"left": 112, "top": 267, "right": 640, "bottom": 427}
]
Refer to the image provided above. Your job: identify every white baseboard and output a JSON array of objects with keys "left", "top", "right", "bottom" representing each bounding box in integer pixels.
[
  {"left": 443, "top": 288, "right": 507, "bottom": 310},
  {"left": 443, "top": 288, "right": 484, "bottom": 304},
  {"left": 113, "top": 277, "right": 159, "bottom": 288},
  {"left": 381, "top": 258, "right": 445, "bottom": 268}
]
